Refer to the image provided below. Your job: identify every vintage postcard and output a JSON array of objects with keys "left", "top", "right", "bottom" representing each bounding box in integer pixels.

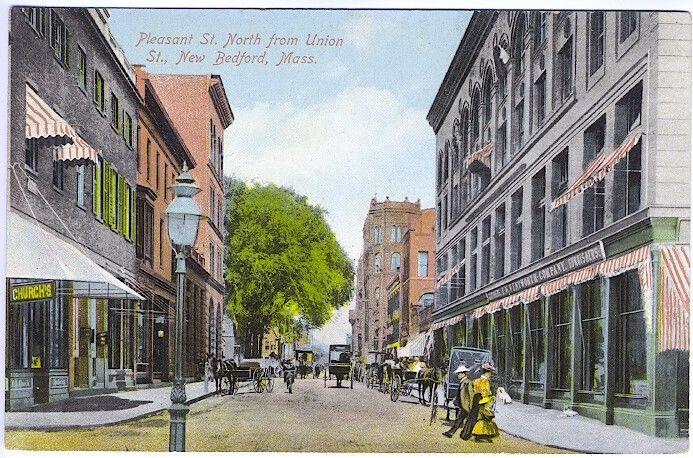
[{"left": 2, "top": 3, "right": 691, "bottom": 454}]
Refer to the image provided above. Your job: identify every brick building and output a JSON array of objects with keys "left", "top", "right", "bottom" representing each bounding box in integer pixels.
[
  {"left": 147, "top": 73, "right": 233, "bottom": 377},
  {"left": 131, "top": 65, "right": 196, "bottom": 382},
  {"left": 351, "top": 198, "right": 433, "bottom": 356},
  {"left": 428, "top": 11, "right": 690, "bottom": 437},
  {"left": 7, "top": 7, "right": 143, "bottom": 408}
]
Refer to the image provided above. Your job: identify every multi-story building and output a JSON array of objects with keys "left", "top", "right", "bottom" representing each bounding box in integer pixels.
[
  {"left": 427, "top": 11, "right": 690, "bottom": 437},
  {"left": 146, "top": 73, "right": 233, "bottom": 377},
  {"left": 351, "top": 197, "right": 432, "bottom": 356},
  {"left": 132, "top": 65, "right": 196, "bottom": 383},
  {"left": 6, "top": 7, "right": 143, "bottom": 408}
]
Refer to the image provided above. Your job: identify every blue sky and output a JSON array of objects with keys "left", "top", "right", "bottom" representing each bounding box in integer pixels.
[{"left": 108, "top": 8, "right": 470, "bottom": 341}]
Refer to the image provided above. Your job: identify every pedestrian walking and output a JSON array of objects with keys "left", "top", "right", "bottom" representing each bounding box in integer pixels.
[
  {"left": 442, "top": 364, "right": 474, "bottom": 438},
  {"left": 204, "top": 354, "right": 212, "bottom": 393},
  {"left": 468, "top": 362, "right": 499, "bottom": 442}
]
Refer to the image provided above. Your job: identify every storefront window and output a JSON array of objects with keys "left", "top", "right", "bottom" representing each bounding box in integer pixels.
[
  {"left": 48, "top": 286, "right": 68, "bottom": 369},
  {"left": 109, "top": 300, "right": 134, "bottom": 370},
  {"left": 509, "top": 306, "right": 524, "bottom": 380},
  {"left": 615, "top": 271, "right": 648, "bottom": 397},
  {"left": 9, "top": 303, "right": 30, "bottom": 368},
  {"left": 580, "top": 279, "right": 605, "bottom": 392},
  {"left": 451, "top": 320, "right": 466, "bottom": 347},
  {"left": 493, "top": 311, "right": 506, "bottom": 377},
  {"left": 551, "top": 290, "right": 572, "bottom": 390},
  {"left": 528, "top": 301, "right": 545, "bottom": 384}
]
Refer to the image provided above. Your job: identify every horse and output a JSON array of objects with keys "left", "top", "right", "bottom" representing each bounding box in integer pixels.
[{"left": 417, "top": 366, "right": 445, "bottom": 406}]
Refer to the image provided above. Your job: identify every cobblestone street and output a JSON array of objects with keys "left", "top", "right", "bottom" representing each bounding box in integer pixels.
[{"left": 5, "top": 378, "right": 561, "bottom": 452}]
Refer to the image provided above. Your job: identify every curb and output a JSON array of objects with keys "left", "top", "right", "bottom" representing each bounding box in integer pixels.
[{"left": 6, "top": 390, "right": 219, "bottom": 432}]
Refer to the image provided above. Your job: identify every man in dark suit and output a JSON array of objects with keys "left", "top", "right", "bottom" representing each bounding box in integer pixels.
[{"left": 443, "top": 364, "right": 475, "bottom": 438}]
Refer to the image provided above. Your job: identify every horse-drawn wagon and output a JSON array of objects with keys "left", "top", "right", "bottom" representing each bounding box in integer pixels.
[
  {"left": 323, "top": 344, "right": 353, "bottom": 389},
  {"left": 220, "top": 358, "right": 274, "bottom": 394}
]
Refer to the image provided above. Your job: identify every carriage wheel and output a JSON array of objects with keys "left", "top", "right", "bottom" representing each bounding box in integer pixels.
[
  {"left": 253, "top": 368, "right": 265, "bottom": 393},
  {"left": 390, "top": 375, "right": 402, "bottom": 402}
]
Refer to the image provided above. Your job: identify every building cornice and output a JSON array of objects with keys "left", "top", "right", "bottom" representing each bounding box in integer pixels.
[{"left": 426, "top": 11, "right": 497, "bottom": 134}]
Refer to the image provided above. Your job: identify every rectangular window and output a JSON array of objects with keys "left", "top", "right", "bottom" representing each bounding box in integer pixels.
[
  {"left": 496, "top": 122, "right": 508, "bottom": 169},
  {"left": 513, "top": 99, "right": 525, "bottom": 152},
  {"left": 528, "top": 301, "right": 545, "bottom": 383},
  {"left": 25, "top": 138, "right": 38, "bottom": 171},
  {"left": 619, "top": 11, "right": 638, "bottom": 43},
  {"left": 76, "top": 164, "right": 85, "bottom": 207},
  {"left": 52, "top": 160, "right": 64, "bottom": 191},
  {"left": 155, "top": 151, "right": 160, "bottom": 190},
  {"left": 136, "top": 198, "right": 154, "bottom": 262},
  {"left": 458, "top": 238, "right": 466, "bottom": 296},
  {"left": 589, "top": 12, "right": 605, "bottom": 76},
  {"left": 615, "top": 82, "right": 643, "bottom": 144},
  {"left": 374, "top": 226, "right": 382, "bottom": 244},
  {"left": 470, "top": 227, "right": 478, "bottom": 291},
  {"left": 613, "top": 141, "right": 642, "bottom": 220},
  {"left": 94, "top": 70, "right": 105, "bottom": 112},
  {"left": 23, "top": 7, "right": 47, "bottom": 36},
  {"left": 145, "top": 139, "right": 151, "bottom": 181},
  {"left": 50, "top": 10, "right": 70, "bottom": 67},
  {"left": 510, "top": 189, "right": 523, "bottom": 271},
  {"left": 111, "top": 93, "right": 121, "bottom": 132},
  {"left": 494, "top": 204, "right": 505, "bottom": 279},
  {"left": 583, "top": 116, "right": 606, "bottom": 235},
  {"left": 580, "top": 279, "right": 605, "bottom": 392},
  {"left": 493, "top": 311, "right": 506, "bottom": 376},
  {"left": 558, "top": 39, "right": 574, "bottom": 102},
  {"left": 531, "top": 169, "right": 546, "bottom": 261},
  {"left": 551, "top": 290, "right": 572, "bottom": 390},
  {"left": 614, "top": 271, "right": 647, "bottom": 397},
  {"left": 77, "top": 47, "right": 87, "bottom": 90},
  {"left": 509, "top": 306, "right": 524, "bottom": 380},
  {"left": 159, "top": 219, "right": 164, "bottom": 267},
  {"left": 552, "top": 149, "right": 569, "bottom": 250},
  {"left": 418, "top": 251, "right": 428, "bottom": 277},
  {"left": 481, "top": 216, "right": 491, "bottom": 286},
  {"left": 535, "top": 73, "right": 546, "bottom": 125},
  {"left": 124, "top": 112, "right": 133, "bottom": 148},
  {"left": 443, "top": 195, "right": 448, "bottom": 229}
]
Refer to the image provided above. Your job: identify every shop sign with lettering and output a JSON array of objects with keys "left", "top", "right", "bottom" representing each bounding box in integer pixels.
[{"left": 11, "top": 281, "right": 56, "bottom": 302}]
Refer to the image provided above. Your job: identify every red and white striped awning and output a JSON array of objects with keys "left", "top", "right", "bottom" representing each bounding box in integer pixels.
[
  {"left": 25, "top": 85, "right": 99, "bottom": 163},
  {"left": 551, "top": 132, "right": 642, "bottom": 210},
  {"left": 659, "top": 245, "right": 690, "bottom": 351},
  {"left": 465, "top": 142, "right": 493, "bottom": 168}
]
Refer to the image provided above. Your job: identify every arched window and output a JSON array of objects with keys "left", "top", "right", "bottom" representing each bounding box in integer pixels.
[
  {"left": 391, "top": 252, "right": 401, "bottom": 271},
  {"left": 452, "top": 121, "right": 460, "bottom": 172},
  {"left": 375, "top": 287, "right": 381, "bottom": 301},
  {"left": 534, "top": 12, "right": 547, "bottom": 50},
  {"left": 512, "top": 14, "right": 527, "bottom": 78},
  {"left": 374, "top": 253, "right": 382, "bottom": 273},
  {"left": 483, "top": 70, "right": 494, "bottom": 127},
  {"left": 461, "top": 107, "right": 470, "bottom": 158},
  {"left": 471, "top": 91, "right": 481, "bottom": 148}
]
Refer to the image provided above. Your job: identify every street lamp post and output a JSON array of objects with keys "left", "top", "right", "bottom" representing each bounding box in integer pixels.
[{"left": 165, "top": 163, "right": 201, "bottom": 452}]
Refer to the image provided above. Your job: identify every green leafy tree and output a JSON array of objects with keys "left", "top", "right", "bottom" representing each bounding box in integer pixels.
[{"left": 224, "top": 180, "right": 354, "bottom": 357}]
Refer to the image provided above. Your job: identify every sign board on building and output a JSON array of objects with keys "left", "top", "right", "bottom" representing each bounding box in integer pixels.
[
  {"left": 11, "top": 281, "right": 56, "bottom": 303},
  {"left": 487, "top": 242, "right": 605, "bottom": 300}
]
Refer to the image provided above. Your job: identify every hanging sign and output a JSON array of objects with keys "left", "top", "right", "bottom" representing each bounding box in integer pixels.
[{"left": 11, "top": 281, "right": 56, "bottom": 302}]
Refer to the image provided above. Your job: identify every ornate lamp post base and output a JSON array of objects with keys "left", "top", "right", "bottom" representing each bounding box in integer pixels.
[{"left": 168, "top": 401, "right": 190, "bottom": 452}]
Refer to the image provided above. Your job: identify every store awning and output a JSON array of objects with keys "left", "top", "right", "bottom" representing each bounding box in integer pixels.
[
  {"left": 431, "top": 312, "right": 465, "bottom": 331},
  {"left": 465, "top": 142, "right": 493, "bottom": 170},
  {"left": 551, "top": 132, "right": 642, "bottom": 210},
  {"left": 25, "top": 85, "right": 99, "bottom": 163},
  {"left": 6, "top": 211, "right": 143, "bottom": 300},
  {"left": 659, "top": 245, "right": 690, "bottom": 351},
  {"left": 398, "top": 331, "right": 432, "bottom": 358}
]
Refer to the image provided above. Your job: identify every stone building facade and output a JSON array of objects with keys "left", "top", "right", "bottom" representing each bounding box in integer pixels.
[
  {"left": 427, "top": 11, "right": 690, "bottom": 437},
  {"left": 7, "top": 7, "right": 142, "bottom": 408}
]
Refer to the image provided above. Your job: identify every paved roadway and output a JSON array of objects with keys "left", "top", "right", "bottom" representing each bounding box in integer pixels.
[{"left": 5, "top": 377, "right": 562, "bottom": 452}]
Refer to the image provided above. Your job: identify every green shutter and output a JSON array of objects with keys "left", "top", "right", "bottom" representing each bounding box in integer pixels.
[
  {"left": 103, "top": 161, "right": 110, "bottom": 224},
  {"left": 109, "top": 166, "right": 117, "bottom": 230},
  {"left": 92, "top": 160, "right": 101, "bottom": 217}
]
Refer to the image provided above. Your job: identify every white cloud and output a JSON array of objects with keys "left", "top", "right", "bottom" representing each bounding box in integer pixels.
[
  {"left": 224, "top": 85, "right": 435, "bottom": 265},
  {"left": 341, "top": 12, "right": 400, "bottom": 51}
]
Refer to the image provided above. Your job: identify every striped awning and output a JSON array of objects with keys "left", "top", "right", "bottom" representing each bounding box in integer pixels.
[
  {"left": 398, "top": 331, "right": 432, "bottom": 358},
  {"left": 659, "top": 245, "right": 690, "bottom": 351},
  {"left": 465, "top": 142, "right": 493, "bottom": 168},
  {"left": 551, "top": 132, "right": 642, "bottom": 210},
  {"left": 431, "top": 312, "right": 465, "bottom": 331},
  {"left": 25, "top": 85, "right": 99, "bottom": 163}
]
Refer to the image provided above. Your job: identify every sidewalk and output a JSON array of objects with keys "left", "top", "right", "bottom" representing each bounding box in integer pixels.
[
  {"left": 5, "top": 381, "right": 216, "bottom": 431},
  {"left": 494, "top": 401, "right": 689, "bottom": 454}
]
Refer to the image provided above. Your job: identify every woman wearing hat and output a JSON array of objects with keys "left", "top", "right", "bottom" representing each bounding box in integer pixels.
[
  {"left": 469, "top": 362, "right": 500, "bottom": 442},
  {"left": 442, "top": 364, "right": 475, "bottom": 438}
]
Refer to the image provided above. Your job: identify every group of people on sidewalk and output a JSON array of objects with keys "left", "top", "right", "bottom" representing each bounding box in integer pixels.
[{"left": 442, "top": 362, "right": 499, "bottom": 442}]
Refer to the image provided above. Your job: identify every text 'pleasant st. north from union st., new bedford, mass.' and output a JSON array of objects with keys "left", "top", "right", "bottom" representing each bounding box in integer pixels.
[{"left": 135, "top": 32, "right": 344, "bottom": 67}]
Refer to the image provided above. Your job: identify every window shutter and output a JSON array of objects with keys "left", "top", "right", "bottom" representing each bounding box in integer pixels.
[
  {"left": 92, "top": 160, "right": 101, "bottom": 217},
  {"left": 124, "top": 183, "right": 130, "bottom": 240},
  {"left": 103, "top": 161, "right": 110, "bottom": 224},
  {"left": 109, "top": 167, "right": 117, "bottom": 230}
]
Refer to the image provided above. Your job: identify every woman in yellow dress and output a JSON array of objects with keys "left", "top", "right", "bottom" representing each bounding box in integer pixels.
[{"left": 470, "top": 362, "right": 500, "bottom": 442}]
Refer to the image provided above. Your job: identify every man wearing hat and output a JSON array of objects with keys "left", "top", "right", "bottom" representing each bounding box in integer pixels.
[{"left": 442, "top": 364, "right": 475, "bottom": 438}]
